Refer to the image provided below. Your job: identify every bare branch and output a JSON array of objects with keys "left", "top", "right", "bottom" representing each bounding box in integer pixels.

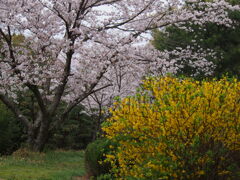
[
  {"left": 49, "top": 48, "right": 74, "bottom": 116},
  {"left": 103, "top": 1, "right": 154, "bottom": 30},
  {"left": 51, "top": 83, "right": 112, "bottom": 129},
  {"left": 26, "top": 83, "right": 47, "bottom": 115}
]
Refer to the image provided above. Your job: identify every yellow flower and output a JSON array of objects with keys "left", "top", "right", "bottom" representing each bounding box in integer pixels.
[{"left": 103, "top": 76, "right": 240, "bottom": 179}]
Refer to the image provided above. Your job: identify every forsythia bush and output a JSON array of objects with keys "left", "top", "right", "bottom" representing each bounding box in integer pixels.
[{"left": 102, "top": 77, "right": 240, "bottom": 179}]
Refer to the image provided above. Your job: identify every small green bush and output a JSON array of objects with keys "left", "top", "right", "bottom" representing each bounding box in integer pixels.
[{"left": 85, "top": 138, "right": 117, "bottom": 177}]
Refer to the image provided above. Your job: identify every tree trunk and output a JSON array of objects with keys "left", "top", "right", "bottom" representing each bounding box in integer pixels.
[
  {"left": 27, "top": 116, "right": 50, "bottom": 152},
  {"left": 34, "top": 120, "right": 50, "bottom": 152},
  {"left": 92, "top": 110, "right": 103, "bottom": 141}
]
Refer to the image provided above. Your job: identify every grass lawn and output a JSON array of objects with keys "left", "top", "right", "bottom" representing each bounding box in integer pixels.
[{"left": 0, "top": 149, "right": 85, "bottom": 180}]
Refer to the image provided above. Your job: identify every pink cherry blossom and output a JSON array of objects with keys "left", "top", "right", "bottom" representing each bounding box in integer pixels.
[{"left": 0, "top": 0, "right": 239, "bottom": 151}]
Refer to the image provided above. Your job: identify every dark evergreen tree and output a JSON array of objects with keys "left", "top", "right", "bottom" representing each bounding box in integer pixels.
[{"left": 151, "top": 0, "right": 240, "bottom": 78}]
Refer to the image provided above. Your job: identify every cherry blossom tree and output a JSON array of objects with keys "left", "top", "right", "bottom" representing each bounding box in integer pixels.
[{"left": 0, "top": 0, "right": 239, "bottom": 151}]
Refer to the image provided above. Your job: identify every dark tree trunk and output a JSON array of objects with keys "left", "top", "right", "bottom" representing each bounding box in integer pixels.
[
  {"left": 34, "top": 120, "right": 50, "bottom": 152},
  {"left": 27, "top": 116, "right": 50, "bottom": 152},
  {"left": 92, "top": 108, "right": 103, "bottom": 141}
]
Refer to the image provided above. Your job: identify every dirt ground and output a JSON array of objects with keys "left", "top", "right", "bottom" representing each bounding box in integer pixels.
[{"left": 73, "top": 174, "right": 91, "bottom": 180}]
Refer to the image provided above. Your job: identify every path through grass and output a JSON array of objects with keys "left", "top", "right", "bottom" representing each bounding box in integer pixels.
[{"left": 0, "top": 149, "right": 85, "bottom": 180}]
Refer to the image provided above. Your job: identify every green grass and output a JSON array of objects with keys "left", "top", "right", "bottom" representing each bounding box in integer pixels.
[{"left": 0, "top": 149, "right": 85, "bottom": 180}]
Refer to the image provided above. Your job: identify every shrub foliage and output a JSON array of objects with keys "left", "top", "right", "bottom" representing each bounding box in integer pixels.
[
  {"left": 103, "top": 76, "right": 240, "bottom": 179},
  {"left": 85, "top": 138, "right": 116, "bottom": 178}
]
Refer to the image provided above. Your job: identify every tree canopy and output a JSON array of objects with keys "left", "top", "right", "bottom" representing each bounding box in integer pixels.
[{"left": 0, "top": 0, "right": 239, "bottom": 151}]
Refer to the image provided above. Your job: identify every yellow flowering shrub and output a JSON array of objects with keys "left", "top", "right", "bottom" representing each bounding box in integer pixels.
[{"left": 103, "top": 76, "right": 240, "bottom": 179}]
